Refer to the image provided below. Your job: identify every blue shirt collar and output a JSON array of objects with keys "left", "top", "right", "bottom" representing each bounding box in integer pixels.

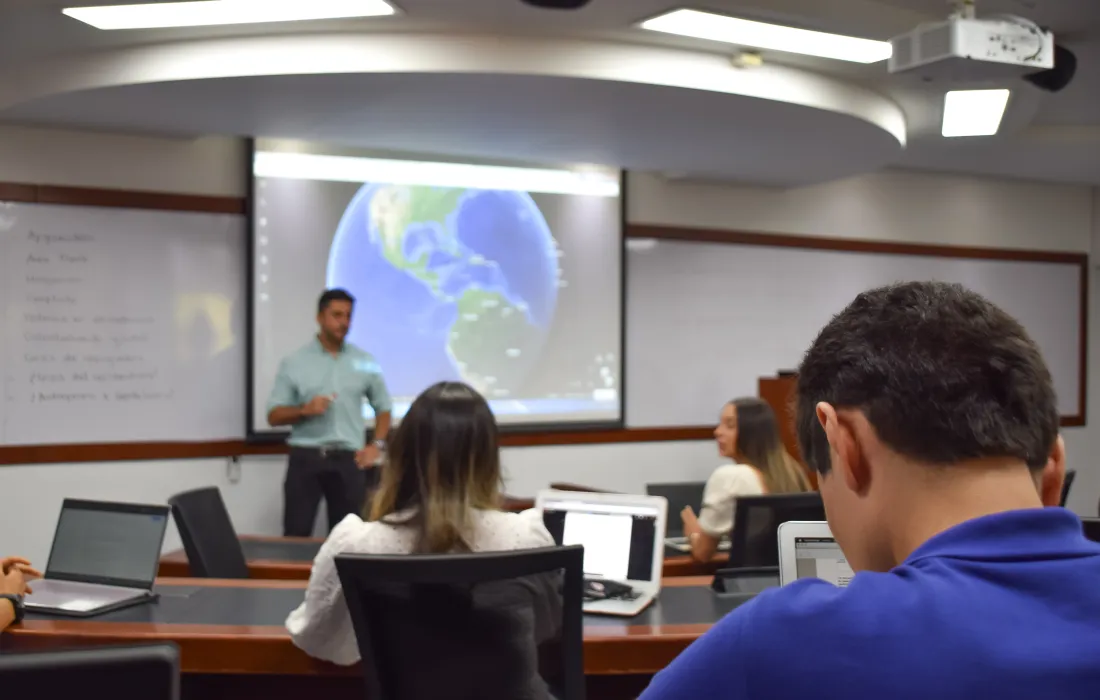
[{"left": 905, "top": 507, "right": 1094, "bottom": 565}]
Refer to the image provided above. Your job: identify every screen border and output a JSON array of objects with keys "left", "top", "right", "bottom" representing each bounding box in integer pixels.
[
  {"left": 777, "top": 520, "right": 837, "bottom": 586},
  {"left": 243, "top": 142, "right": 627, "bottom": 443},
  {"left": 535, "top": 489, "right": 667, "bottom": 585},
  {"left": 44, "top": 499, "right": 171, "bottom": 590}
]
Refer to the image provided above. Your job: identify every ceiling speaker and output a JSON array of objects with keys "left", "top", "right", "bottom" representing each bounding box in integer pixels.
[{"left": 521, "top": 0, "right": 591, "bottom": 8}]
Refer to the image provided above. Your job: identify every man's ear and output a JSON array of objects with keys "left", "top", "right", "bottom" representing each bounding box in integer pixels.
[
  {"left": 1038, "top": 434, "right": 1067, "bottom": 507},
  {"left": 816, "top": 403, "right": 869, "bottom": 495}
]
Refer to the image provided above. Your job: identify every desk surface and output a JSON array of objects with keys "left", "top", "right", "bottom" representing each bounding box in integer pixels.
[
  {"left": 159, "top": 536, "right": 726, "bottom": 579},
  {"left": 3, "top": 577, "right": 746, "bottom": 676}
]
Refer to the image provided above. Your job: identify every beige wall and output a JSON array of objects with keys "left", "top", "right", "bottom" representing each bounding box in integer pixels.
[{"left": 0, "top": 125, "right": 1095, "bottom": 566}]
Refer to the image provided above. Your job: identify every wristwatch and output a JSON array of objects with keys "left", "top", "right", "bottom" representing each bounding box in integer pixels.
[
  {"left": 373, "top": 439, "right": 387, "bottom": 452},
  {"left": 1, "top": 593, "right": 25, "bottom": 624}
]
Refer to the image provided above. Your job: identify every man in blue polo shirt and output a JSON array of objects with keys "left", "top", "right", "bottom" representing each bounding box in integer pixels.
[
  {"left": 267, "top": 289, "right": 392, "bottom": 536},
  {"left": 641, "top": 281, "right": 1100, "bottom": 699}
]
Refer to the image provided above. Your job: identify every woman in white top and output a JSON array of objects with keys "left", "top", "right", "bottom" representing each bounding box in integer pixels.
[
  {"left": 286, "top": 381, "right": 555, "bottom": 666},
  {"left": 681, "top": 397, "right": 811, "bottom": 562}
]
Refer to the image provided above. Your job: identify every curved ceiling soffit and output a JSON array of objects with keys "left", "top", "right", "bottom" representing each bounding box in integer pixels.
[{"left": 0, "top": 32, "right": 907, "bottom": 146}]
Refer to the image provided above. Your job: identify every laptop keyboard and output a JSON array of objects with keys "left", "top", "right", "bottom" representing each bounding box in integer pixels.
[{"left": 583, "top": 578, "right": 641, "bottom": 601}]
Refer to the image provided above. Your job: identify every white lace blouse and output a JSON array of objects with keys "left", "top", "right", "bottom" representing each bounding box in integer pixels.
[{"left": 285, "top": 508, "right": 555, "bottom": 666}]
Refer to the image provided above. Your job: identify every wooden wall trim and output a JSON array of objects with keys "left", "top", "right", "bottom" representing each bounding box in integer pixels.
[
  {"left": 0, "top": 427, "right": 716, "bottom": 466},
  {"left": 0, "top": 187, "right": 1086, "bottom": 463},
  {"left": 627, "top": 224, "right": 1090, "bottom": 265},
  {"left": 0, "top": 181, "right": 245, "bottom": 214}
]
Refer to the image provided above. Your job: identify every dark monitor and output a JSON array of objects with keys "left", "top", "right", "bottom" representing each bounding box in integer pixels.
[
  {"left": 0, "top": 644, "right": 179, "bottom": 698},
  {"left": 646, "top": 482, "right": 705, "bottom": 538},
  {"left": 729, "top": 492, "right": 825, "bottom": 568},
  {"left": 46, "top": 499, "right": 171, "bottom": 589}
]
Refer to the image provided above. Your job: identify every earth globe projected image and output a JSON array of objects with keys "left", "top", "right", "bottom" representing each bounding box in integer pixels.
[{"left": 326, "top": 184, "right": 561, "bottom": 405}]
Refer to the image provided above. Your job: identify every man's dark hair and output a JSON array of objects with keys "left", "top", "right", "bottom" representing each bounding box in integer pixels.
[
  {"left": 795, "top": 281, "right": 1058, "bottom": 474},
  {"left": 318, "top": 288, "right": 355, "bottom": 314}
]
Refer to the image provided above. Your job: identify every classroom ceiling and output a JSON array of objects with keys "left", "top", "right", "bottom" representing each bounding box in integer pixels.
[{"left": 0, "top": 0, "right": 1098, "bottom": 186}]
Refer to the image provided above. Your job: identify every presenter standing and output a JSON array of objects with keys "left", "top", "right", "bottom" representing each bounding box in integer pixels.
[{"left": 267, "top": 289, "right": 393, "bottom": 536}]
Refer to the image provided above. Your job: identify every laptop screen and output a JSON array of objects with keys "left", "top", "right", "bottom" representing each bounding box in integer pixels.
[
  {"left": 795, "top": 536, "right": 854, "bottom": 587},
  {"left": 542, "top": 501, "right": 659, "bottom": 582},
  {"left": 46, "top": 500, "right": 170, "bottom": 588}
]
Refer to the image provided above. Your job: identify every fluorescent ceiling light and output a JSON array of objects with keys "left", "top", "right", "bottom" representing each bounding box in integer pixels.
[
  {"left": 639, "top": 9, "right": 892, "bottom": 63},
  {"left": 62, "top": 0, "right": 395, "bottom": 30},
  {"left": 941, "top": 89, "right": 1011, "bottom": 137},
  {"left": 253, "top": 152, "right": 621, "bottom": 197}
]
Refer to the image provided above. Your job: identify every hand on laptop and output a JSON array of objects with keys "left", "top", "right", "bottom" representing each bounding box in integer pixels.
[{"left": 1, "top": 557, "right": 41, "bottom": 595}]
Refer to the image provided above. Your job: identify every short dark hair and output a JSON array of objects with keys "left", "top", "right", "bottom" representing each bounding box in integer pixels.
[
  {"left": 795, "top": 281, "right": 1058, "bottom": 474},
  {"left": 318, "top": 288, "right": 355, "bottom": 314}
]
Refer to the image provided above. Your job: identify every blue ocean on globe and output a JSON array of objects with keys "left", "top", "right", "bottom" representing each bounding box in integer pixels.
[{"left": 326, "top": 184, "right": 560, "bottom": 401}]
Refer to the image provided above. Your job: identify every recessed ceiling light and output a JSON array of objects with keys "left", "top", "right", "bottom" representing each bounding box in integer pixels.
[
  {"left": 639, "top": 9, "right": 892, "bottom": 64},
  {"left": 941, "top": 89, "right": 1011, "bottom": 137},
  {"left": 62, "top": 0, "right": 396, "bottom": 31}
]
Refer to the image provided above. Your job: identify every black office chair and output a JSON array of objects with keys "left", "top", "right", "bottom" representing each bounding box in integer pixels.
[
  {"left": 1061, "top": 469, "right": 1076, "bottom": 507},
  {"left": 1081, "top": 518, "right": 1100, "bottom": 543},
  {"left": 646, "top": 482, "right": 706, "bottom": 538},
  {"left": 335, "top": 545, "right": 585, "bottom": 700},
  {"left": 0, "top": 643, "right": 179, "bottom": 698},
  {"left": 728, "top": 492, "right": 826, "bottom": 568},
  {"left": 167, "top": 486, "right": 250, "bottom": 579}
]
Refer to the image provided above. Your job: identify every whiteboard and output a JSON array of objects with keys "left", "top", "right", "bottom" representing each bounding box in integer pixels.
[
  {"left": 0, "top": 201, "right": 245, "bottom": 446},
  {"left": 626, "top": 239, "right": 1082, "bottom": 427}
]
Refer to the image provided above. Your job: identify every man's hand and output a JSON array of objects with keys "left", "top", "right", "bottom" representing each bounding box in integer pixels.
[
  {"left": 1, "top": 559, "right": 39, "bottom": 596},
  {"left": 301, "top": 394, "right": 335, "bottom": 417},
  {"left": 355, "top": 445, "right": 380, "bottom": 470}
]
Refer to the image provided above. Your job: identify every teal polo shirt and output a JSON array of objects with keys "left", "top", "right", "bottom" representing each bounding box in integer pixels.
[{"left": 267, "top": 338, "right": 392, "bottom": 451}]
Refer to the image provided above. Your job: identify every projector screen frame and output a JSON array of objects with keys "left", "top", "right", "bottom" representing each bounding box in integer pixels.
[{"left": 243, "top": 139, "right": 628, "bottom": 444}]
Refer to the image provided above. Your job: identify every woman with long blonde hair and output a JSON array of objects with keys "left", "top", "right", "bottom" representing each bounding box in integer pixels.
[
  {"left": 682, "top": 397, "right": 811, "bottom": 562},
  {"left": 287, "top": 381, "right": 554, "bottom": 666}
]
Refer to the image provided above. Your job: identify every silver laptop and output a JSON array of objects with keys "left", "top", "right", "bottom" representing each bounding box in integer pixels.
[
  {"left": 777, "top": 521, "right": 854, "bottom": 587},
  {"left": 537, "top": 490, "right": 667, "bottom": 617},
  {"left": 25, "top": 499, "right": 170, "bottom": 617}
]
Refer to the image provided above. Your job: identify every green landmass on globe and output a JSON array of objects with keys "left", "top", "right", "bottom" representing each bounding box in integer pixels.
[{"left": 330, "top": 182, "right": 560, "bottom": 399}]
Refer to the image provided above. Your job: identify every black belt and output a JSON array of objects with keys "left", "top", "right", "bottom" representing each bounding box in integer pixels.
[{"left": 291, "top": 445, "right": 356, "bottom": 459}]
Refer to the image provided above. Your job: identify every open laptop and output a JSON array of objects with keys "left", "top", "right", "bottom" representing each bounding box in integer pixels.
[
  {"left": 25, "top": 499, "right": 170, "bottom": 617},
  {"left": 777, "top": 521, "right": 854, "bottom": 588},
  {"left": 537, "top": 490, "right": 667, "bottom": 617}
]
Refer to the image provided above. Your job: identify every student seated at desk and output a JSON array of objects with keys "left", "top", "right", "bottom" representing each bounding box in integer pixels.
[
  {"left": 1, "top": 556, "right": 40, "bottom": 629},
  {"left": 641, "top": 281, "right": 1100, "bottom": 700},
  {"left": 286, "top": 381, "right": 555, "bottom": 666},
  {"left": 680, "top": 397, "right": 810, "bottom": 562}
]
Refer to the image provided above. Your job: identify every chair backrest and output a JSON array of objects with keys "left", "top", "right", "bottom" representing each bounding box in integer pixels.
[
  {"left": 728, "top": 492, "right": 826, "bottom": 568},
  {"left": 1061, "top": 469, "right": 1077, "bottom": 507},
  {"left": 1081, "top": 517, "right": 1100, "bottom": 543},
  {"left": 167, "top": 487, "right": 250, "bottom": 579},
  {"left": 335, "top": 545, "right": 585, "bottom": 700},
  {"left": 0, "top": 643, "right": 179, "bottom": 698},
  {"left": 646, "top": 482, "right": 706, "bottom": 537}
]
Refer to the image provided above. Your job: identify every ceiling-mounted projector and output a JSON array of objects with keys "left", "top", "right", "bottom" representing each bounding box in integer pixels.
[
  {"left": 521, "top": 0, "right": 591, "bottom": 8},
  {"left": 889, "top": 15, "right": 1054, "bottom": 81}
]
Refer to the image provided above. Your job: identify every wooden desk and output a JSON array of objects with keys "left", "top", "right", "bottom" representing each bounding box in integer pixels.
[
  {"left": 159, "top": 537, "right": 729, "bottom": 579},
  {"left": 2, "top": 577, "right": 742, "bottom": 700}
]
